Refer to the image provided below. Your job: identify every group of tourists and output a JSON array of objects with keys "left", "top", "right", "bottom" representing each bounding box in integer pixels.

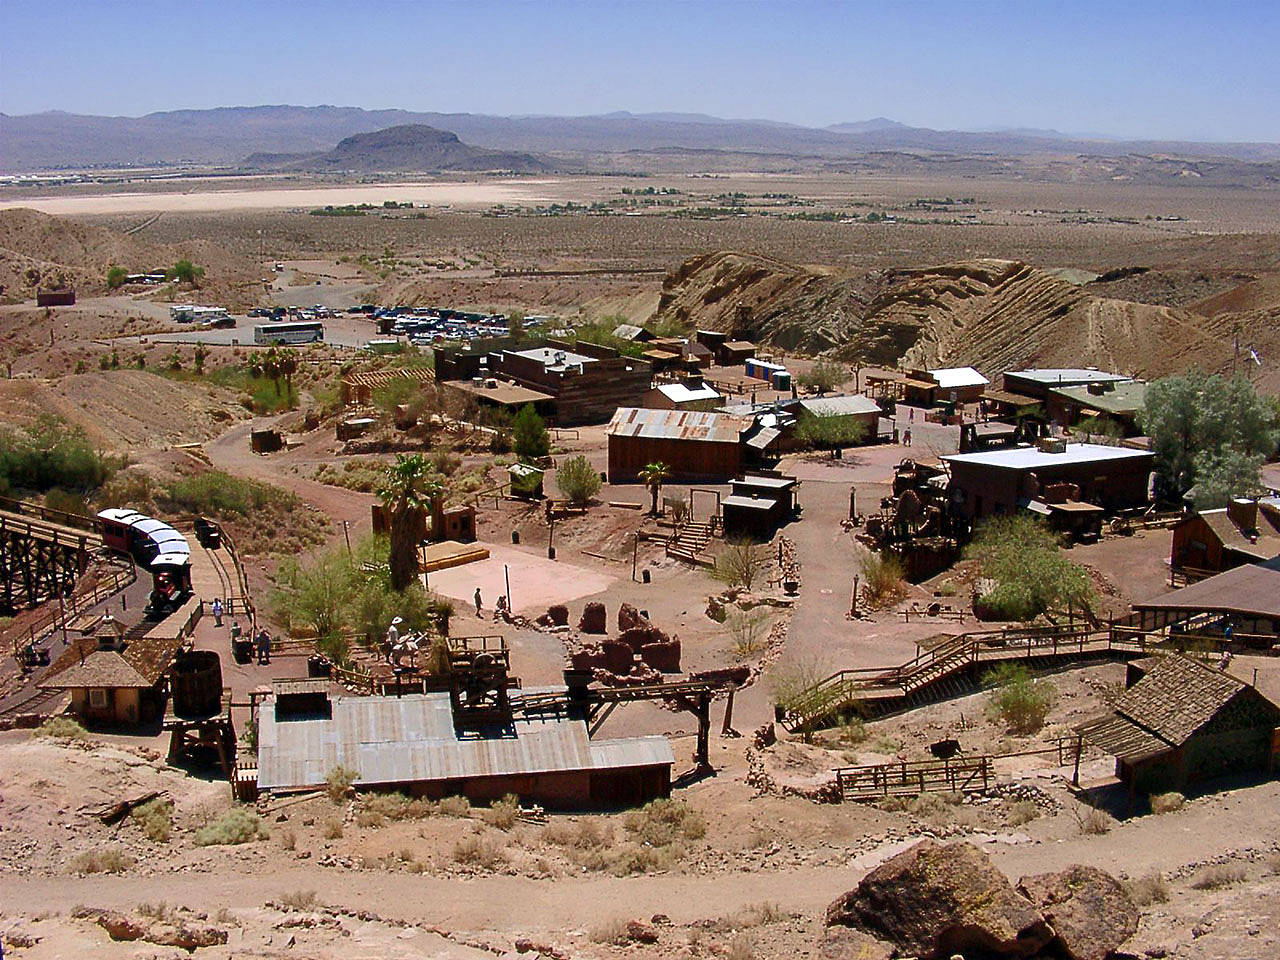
[{"left": 212, "top": 597, "right": 271, "bottom": 664}]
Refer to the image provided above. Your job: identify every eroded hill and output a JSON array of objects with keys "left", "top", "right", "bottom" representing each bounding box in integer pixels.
[{"left": 654, "top": 250, "right": 1280, "bottom": 383}]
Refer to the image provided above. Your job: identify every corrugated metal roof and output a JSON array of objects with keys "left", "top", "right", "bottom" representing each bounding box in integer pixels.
[
  {"left": 257, "top": 692, "right": 674, "bottom": 792},
  {"left": 606, "top": 407, "right": 745, "bottom": 444},
  {"left": 744, "top": 426, "right": 782, "bottom": 451}
]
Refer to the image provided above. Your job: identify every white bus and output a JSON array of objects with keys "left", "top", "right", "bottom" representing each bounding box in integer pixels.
[{"left": 253, "top": 321, "right": 324, "bottom": 345}]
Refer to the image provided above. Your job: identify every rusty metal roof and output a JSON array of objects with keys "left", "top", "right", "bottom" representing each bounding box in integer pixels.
[
  {"left": 256, "top": 692, "right": 675, "bottom": 793},
  {"left": 606, "top": 407, "right": 745, "bottom": 444}
]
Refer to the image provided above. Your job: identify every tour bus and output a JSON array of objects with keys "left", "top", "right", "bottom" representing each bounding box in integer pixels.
[{"left": 253, "top": 321, "right": 324, "bottom": 345}]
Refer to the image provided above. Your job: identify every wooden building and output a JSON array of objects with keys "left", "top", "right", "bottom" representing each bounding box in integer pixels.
[
  {"left": 36, "top": 288, "right": 76, "bottom": 307},
  {"left": 901, "top": 367, "right": 989, "bottom": 406},
  {"left": 941, "top": 441, "right": 1154, "bottom": 521},
  {"left": 1170, "top": 497, "right": 1280, "bottom": 576},
  {"left": 1001, "top": 368, "right": 1132, "bottom": 402},
  {"left": 1077, "top": 654, "right": 1280, "bottom": 801},
  {"left": 255, "top": 686, "right": 675, "bottom": 808},
  {"left": 1129, "top": 558, "right": 1280, "bottom": 646},
  {"left": 721, "top": 473, "right": 798, "bottom": 540},
  {"left": 435, "top": 338, "right": 650, "bottom": 426},
  {"left": 39, "top": 630, "right": 185, "bottom": 725},
  {"left": 1047, "top": 379, "right": 1147, "bottom": 436},
  {"left": 783, "top": 394, "right": 881, "bottom": 444},
  {"left": 645, "top": 379, "right": 723, "bottom": 412},
  {"left": 606, "top": 407, "right": 746, "bottom": 483}
]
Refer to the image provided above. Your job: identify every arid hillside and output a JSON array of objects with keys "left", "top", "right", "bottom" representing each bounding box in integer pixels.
[
  {"left": 0, "top": 209, "right": 263, "bottom": 305},
  {"left": 654, "top": 250, "right": 1280, "bottom": 383}
]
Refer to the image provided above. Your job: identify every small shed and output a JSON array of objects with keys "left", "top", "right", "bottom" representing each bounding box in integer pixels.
[
  {"left": 721, "top": 473, "right": 798, "bottom": 540},
  {"left": 37, "top": 287, "right": 76, "bottom": 307},
  {"left": 509, "top": 462, "right": 545, "bottom": 499},
  {"left": 717, "top": 340, "right": 756, "bottom": 366},
  {"left": 612, "top": 323, "right": 655, "bottom": 343},
  {"left": 606, "top": 407, "right": 746, "bottom": 483},
  {"left": 1076, "top": 654, "right": 1280, "bottom": 800}
]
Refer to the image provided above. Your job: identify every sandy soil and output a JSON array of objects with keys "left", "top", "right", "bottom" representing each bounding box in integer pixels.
[{"left": 0, "top": 180, "right": 561, "bottom": 216}]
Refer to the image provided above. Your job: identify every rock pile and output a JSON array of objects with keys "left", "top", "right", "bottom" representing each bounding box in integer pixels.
[
  {"left": 568, "top": 602, "right": 682, "bottom": 678},
  {"left": 826, "top": 839, "right": 1137, "bottom": 960}
]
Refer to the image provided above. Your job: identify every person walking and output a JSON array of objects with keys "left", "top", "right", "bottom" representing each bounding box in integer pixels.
[
  {"left": 212, "top": 597, "right": 223, "bottom": 627},
  {"left": 903, "top": 427, "right": 912, "bottom": 447},
  {"left": 255, "top": 629, "right": 271, "bottom": 665},
  {"left": 474, "top": 587, "right": 483, "bottom": 617}
]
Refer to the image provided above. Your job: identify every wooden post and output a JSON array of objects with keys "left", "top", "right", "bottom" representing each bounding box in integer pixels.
[{"left": 1072, "top": 733, "right": 1083, "bottom": 787}]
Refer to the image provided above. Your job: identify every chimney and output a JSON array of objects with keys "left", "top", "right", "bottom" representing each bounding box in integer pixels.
[{"left": 1226, "top": 497, "right": 1258, "bottom": 536}]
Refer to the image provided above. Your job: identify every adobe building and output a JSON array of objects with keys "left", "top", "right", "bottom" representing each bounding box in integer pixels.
[
  {"left": 942, "top": 440, "right": 1154, "bottom": 521},
  {"left": 606, "top": 407, "right": 747, "bottom": 483},
  {"left": 1077, "top": 654, "right": 1280, "bottom": 803},
  {"left": 1170, "top": 496, "right": 1280, "bottom": 576}
]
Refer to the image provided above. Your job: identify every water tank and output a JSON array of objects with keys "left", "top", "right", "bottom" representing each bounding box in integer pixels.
[{"left": 170, "top": 649, "right": 223, "bottom": 719}]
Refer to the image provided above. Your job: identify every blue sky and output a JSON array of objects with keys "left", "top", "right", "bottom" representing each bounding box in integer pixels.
[{"left": 1, "top": 0, "right": 1276, "bottom": 142}]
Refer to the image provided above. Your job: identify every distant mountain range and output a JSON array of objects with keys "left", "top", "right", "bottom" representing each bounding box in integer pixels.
[
  {"left": 242, "top": 124, "right": 551, "bottom": 174},
  {"left": 1, "top": 104, "right": 1278, "bottom": 172}
]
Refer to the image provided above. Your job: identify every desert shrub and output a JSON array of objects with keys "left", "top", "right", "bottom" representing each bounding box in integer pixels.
[
  {"left": 357, "top": 791, "right": 435, "bottom": 826},
  {"left": 438, "top": 795, "right": 471, "bottom": 818},
  {"left": 727, "top": 934, "right": 758, "bottom": 960},
  {"left": 280, "top": 829, "right": 297, "bottom": 851},
  {"left": 1190, "top": 863, "right": 1246, "bottom": 890},
  {"left": 1006, "top": 800, "right": 1042, "bottom": 826},
  {"left": 194, "top": 808, "right": 268, "bottom": 846},
  {"left": 623, "top": 798, "right": 706, "bottom": 847},
  {"left": 769, "top": 655, "right": 834, "bottom": 719},
  {"left": 1150, "top": 792, "right": 1185, "bottom": 814},
  {"left": 589, "top": 917, "right": 631, "bottom": 945},
  {"left": 795, "top": 410, "right": 866, "bottom": 449},
  {"left": 137, "top": 901, "right": 174, "bottom": 919},
  {"left": 796, "top": 357, "right": 847, "bottom": 393},
  {"left": 32, "top": 716, "right": 90, "bottom": 741},
  {"left": 325, "top": 764, "right": 360, "bottom": 803},
  {"left": 727, "top": 608, "right": 770, "bottom": 659},
  {"left": 427, "top": 445, "right": 461, "bottom": 476},
  {"left": 106, "top": 265, "right": 129, "bottom": 289},
  {"left": 907, "top": 791, "right": 961, "bottom": 821},
  {"left": 722, "top": 902, "right": 788, "bottom": 929},
  {"left": 131, "top": 797, "right": 173, "bottom": 842},
  {"left": 860, "top": 551, "right": 907, "bottom": 607},
  {"left": 983, "top": 663, "right": 1055, "bottom": 734},
  {"left": 452, "top": 834, "right": 506, "bottom": 869},
  {"left": 322, "top": 819, "right": 344, "bottom": 840},
  {"left": 0, "top": 416, "right": 121, "bottom": 496},
  {"left": 483, "top": 794, "right": 521, "bottom": 830},
  {"left": 278, "top": 890, "right": 318, "bottom": 911},
  {"left": 542, "top": 818, "right": 614, "bottom": 851},
  {"left": 165, "top": 470, "right": 276, "bottom": 517},
  {"left": 555, "top": 454, "right": 601, "bottom": 505},
  {"left": 1125, "top": 874, "right": 1170, "bottom": 906},
  {"left": 1078, "top": 806, "right": 1112, "bottom": 835},
  {"left": 869, "top": 734, "right": 902, "bottom": 754},
  {"left": 598, "top": 841, "right": 675, "bottom": 876},
  {"left": 69, "top": 846, "right": 134, "bottom": 875},
  {"left": 712, "top": 538, "right": 769, "bottom": 590}
]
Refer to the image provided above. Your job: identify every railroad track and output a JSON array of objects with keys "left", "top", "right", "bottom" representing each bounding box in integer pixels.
[{"left": 0, "top": 683, "right": 67, "bottom": 720}]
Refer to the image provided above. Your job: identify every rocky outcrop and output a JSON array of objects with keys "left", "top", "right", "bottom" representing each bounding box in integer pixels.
[
  {"left": 826, "top": 839, "right": 1054, "bottom": 959},
  {"left": 653, "top": 250, "right": 1247, "bottom": 381},
  {"left": 1017, "top": 865, "right": 1139, "bottom": 960},
  {"left": 90, "top": 909, "right": 228, "bottom": 951}
]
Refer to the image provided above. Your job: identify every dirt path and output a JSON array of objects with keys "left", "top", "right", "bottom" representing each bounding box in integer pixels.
[{"left": 4, "top": 778, "right": 1277, "bottom": 935}]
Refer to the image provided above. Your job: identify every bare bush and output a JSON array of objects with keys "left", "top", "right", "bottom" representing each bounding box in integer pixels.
[
  {"left": 322, "top": 819, "right": 344, "bottom": 840},
  {"left": 194, "top": 808, "right": 268, "bottom": 846},
  {"left": 278, "top": 890, "right": 318, "bottom": 912},
  {"left": 69, "top": 846, "right": 134, "bottom": 875},
  {"left": 438, "top": 795, "right": 471, "bottom": 818},
  {"left": 1190, "top": 863, "right": 1246, "bottom": 890},
  {"left": 1150, "top": 792, "right": 1185, "bottom": 814},
  {"left": 728, "top": 608, "right": 770, "bottom": 659},
  {"left": 483, "top": 794, "right": 521, "bottom": 831},
  {"left": 325, "top": 764, "right": 360, "bottom": 803},
  {"left": 131, "top": 797, "right": 173, "bottom": 842},
  {"left": 452, "top": 834, "right": 506, "bottom": 870},
  {"left": 1077, "top": 806, "right": 1113, "bottom": 835},
  {"left": 712, "top": 538, "right": 769, "bottom": 590},
  {"left": 1006, "top": 800, "right": 1041, "bottom": 826},
  {"left": 1125, "top": 874, "right": 1170, "bottom": 906}
]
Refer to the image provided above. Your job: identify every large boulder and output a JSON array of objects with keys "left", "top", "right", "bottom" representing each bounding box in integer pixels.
[
  {"left": 578, "top": 602, "right": 607, "bottom": 634},
  {"left": 546, "top": 604, "right": 570, "bottom": 627},
  {"left": 826, "top": 839, "right": 1054, "bottom": 960},
  {"left": 1017, "top": 865, "right": 1139, "bottom": 960}
]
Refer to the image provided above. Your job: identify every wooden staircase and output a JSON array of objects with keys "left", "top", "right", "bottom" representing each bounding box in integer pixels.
[
  {"left": 777, "top": 623, "right": 1147, "bottom": 733},
  {"left": 666, "top": 519, "right": 716, "bottom": 566}
]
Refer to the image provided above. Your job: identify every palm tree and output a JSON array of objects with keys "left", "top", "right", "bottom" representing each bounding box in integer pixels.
[
  {"left": 638, "top": 461, "right": 671, "bottom": 516},
  {"left": 377, "top": 454, "right": 444, "bottom": 592}
]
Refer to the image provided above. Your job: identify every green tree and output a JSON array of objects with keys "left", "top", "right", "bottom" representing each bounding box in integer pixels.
[
  {"left": 638, "top": 461, "right": 671, "bottom": 515},
  {"left": 273, "top": 546, "right": 359, "bottom": 646},
  {"left": 966, "top": 514, "right": 1096, "bottom": 621},
  {"left": 167, "top": 259, "right": 205, "bottom": 286},
  {"left": 377, "top": 454, "right": 444, "bottom": 592},
  {"left": 506, "top": 309, "right": 526, "bottom": 342},
  {"left": 106, "top": 266, "right": 129, "bottom": 289},
  {"left": 796, "top": 357, "right": 847, "bottom": 394},
  {"left": 1140, "top": 372, "right": 1278, "bottom": 504},
  {"left": 512, "top": 404, "right": 550, "bottom": 461},
  {"left": 983, "top": 663, "right": 1055, "bottom": 734},
  {"left": 794, "top": 411, "right": 868, "bottom": 449},
  {"left": 556, "top": 454, "right": 601, "bottom": 506}
]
